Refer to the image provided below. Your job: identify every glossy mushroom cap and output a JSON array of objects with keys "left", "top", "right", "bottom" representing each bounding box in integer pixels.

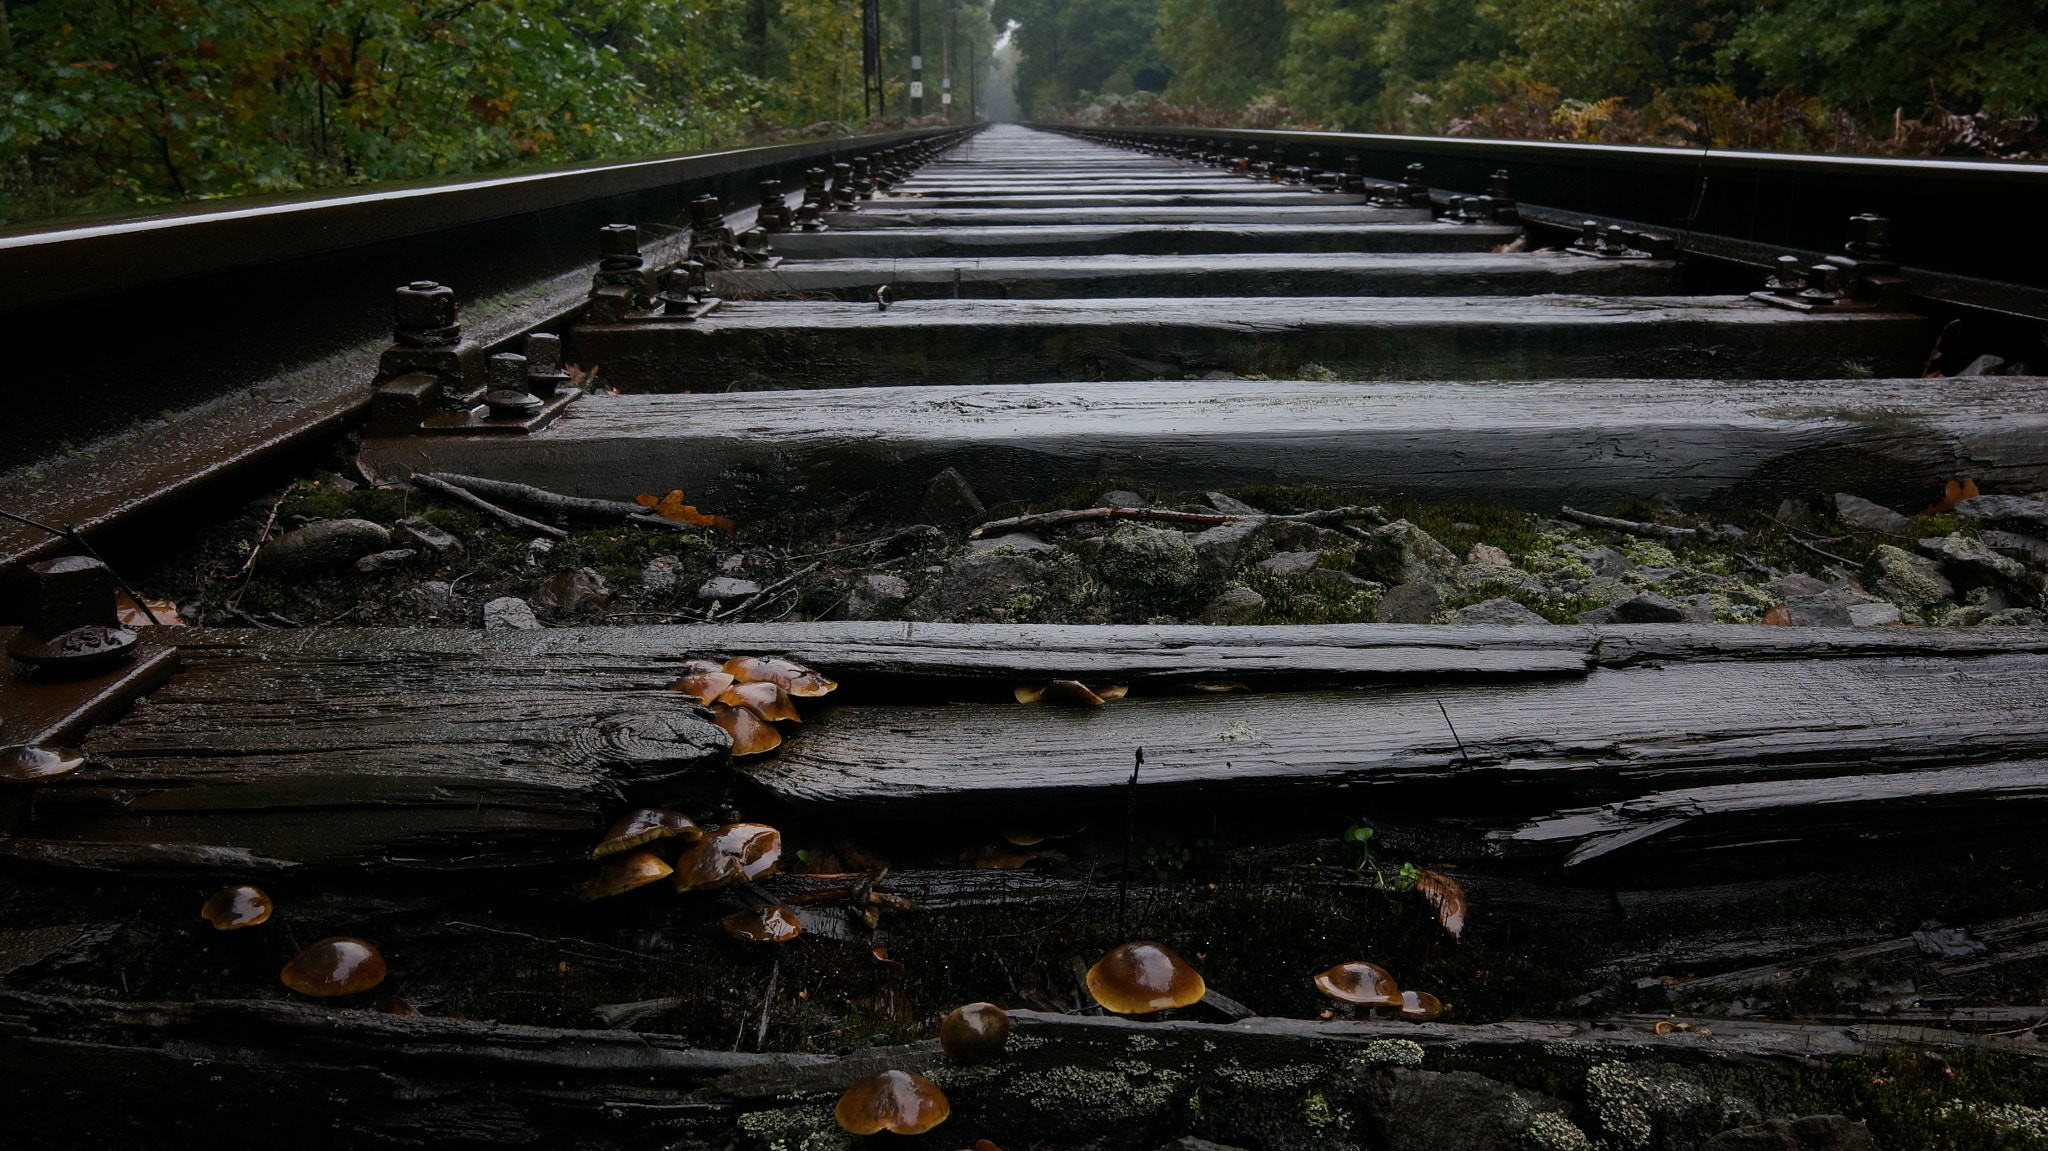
[
  {"left": 834, "top": 1069, "right": 951, "bottom": 1135},
  {"left": 1314, "top": 961, "right": 1399, "bottom": 1007},
  {"left": 710, "top": 704, "right": 783, "bottom": 756},
  {"left": 1395, "top": 989, "right": 1444, "bottom": 1021},
  {"left": 716, "top": 680, "right": 802, "bottom": 723},
  {"left": 724, "top": 655, "right": 837, "bottom": 698},
  {"left": 374, "top": 996, "right": 421, "bottom": 1016},
  {"left": 593, "top": 808, "right": 703, "bottom": 858},
  {"left": 578, "top": 849, "right": 674, "bottom": 901},
  {"left": 940, "top": 1002, "right": 1011, "bottom": 1064},
  {"left": 0, "top": 745, "right": 84, "bottom": 782},
  {"left": 668, "top": 667, "right": 736, "bottom": 702},
  {"left": 1086, "top": 941, "right": 1206, "bottom": 1014},
  {"left": 280, "top": 937, "right": 386, "bottom": 997},
  {"left": 722, "top": 905, "right": 803, "bottom": 943},
  {"left": 671, "top": 823, "right": 783, "bottom": 892},
  {"left": 200, "top": 884, "right": 273, "bottom": 931}
]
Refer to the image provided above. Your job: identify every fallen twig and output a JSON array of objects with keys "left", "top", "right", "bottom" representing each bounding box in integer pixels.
[
  {"left": 784, "top": 524, "right": 940, "bottom": 561},
  {"left": 707, "top": 561, "right": 822, "bottom": 622},
  {"left": 968, "top": 504, "right": 1386, "bottom": 540},
  {"left": 411, "top": 473, "right": 569, "bottom": 541},
  {"left": 1560, "top": 506, "right": 1706, "bottom": 544},
  {"left": 424, "top": 473, "right": 686, "bottom": 530}
]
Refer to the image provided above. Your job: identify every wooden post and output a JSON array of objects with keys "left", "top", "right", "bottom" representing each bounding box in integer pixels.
[{"left": 910, "top": 0, "right": 924, "bottom": 116}]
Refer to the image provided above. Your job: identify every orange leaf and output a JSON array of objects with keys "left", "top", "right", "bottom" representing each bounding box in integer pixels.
[
  {"left": 1762, "top": 604, "right": 1792, "bottom": 626},
  {"left": 1923, "top": 478, "right": 1979, "bottom": 516},
  {"left": 1416, "top": 869, "right": 1468, "bottom": 940},
  {"left": 116, "top": 591, "right": 185, "bottom": 628},
  {"left": 636, "top": 490, "right": 737, "bottom": 532}
]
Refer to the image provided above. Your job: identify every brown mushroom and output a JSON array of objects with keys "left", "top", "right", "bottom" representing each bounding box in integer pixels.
[
  {"left": 199, "top": 884, "right": 273, "bottom": 931},
  {"left": 0, "top": 745, "right": 84, "bottom": 782},
  {"left": 710, "top": 703, "right": 783, "bottom": 756},
  {"left": 721, "top": 905, "right": 803, "bottom": 943},
  {"left": 1085, "top": 941, "right": 1206, "bottom": 1014},
  {"left": 1313, "top": 960, "right": 1399, "bottom": 1007},
  {"left": 374, "top": 996, "right": 421, "bottom": 1016},
  {"left": 1394, "top": 989, "right": 1444, "bottom": 1021},
  {"left": 578, "top": 850, "right": 674, "bottom": 902},
  {"left": 667, "top": 666, "right": 736, "bottom": 702},
  {"left": 1013, "top": 680, "right": 1127, "bottom": 705},
  {"left": 593, "top": 808, "right": 703, "bottom": 858},
  {"left": 280, "top": 937, "right": 386, "bottom": 997},
  {"left": 1000, "top": 820, "right": 1088, "bottom": 846},
  {"left": 940, "top": 1002, "right": 1010, "bottom": 1064},
  {"left": 724, "top": 656, "right": 837, "bottom": 698},
  {"left": 834, "top": 1069, "right": 950, "bottom": 1135},
  {"left": 716, "top": 680, "right": 802, "bottom": 723},
  {"left": 672, "top": 823, "right": 783, "bottom": 892}
]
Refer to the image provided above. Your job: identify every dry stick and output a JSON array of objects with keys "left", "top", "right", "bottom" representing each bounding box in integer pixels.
[
  {"left": 1437, "top": 700, "right": 1469, "bottom": 766},
  {"left": 707, "top": 561, "right": 822, "bottom": 622},
  {"left": 0, "top": 508, "right": 163, "bottom": 626},
  {"left": 968, "top": 504, "right": 1386, "bottom": 540},
  {"left": 1558, "top": 505, "right": 1702, "bottom": 543},
  {"left": 1759, "top": 514, "right": 1861, "bottom": 568},
  {"left": 410, "top": 473, "right": 568, "bottom": 541},
  {"left": 753, "top": 959, "right": 780, "bottom": 1052},
  {"left": 225, "top": 485, "right": 293, "bottom": 611}
]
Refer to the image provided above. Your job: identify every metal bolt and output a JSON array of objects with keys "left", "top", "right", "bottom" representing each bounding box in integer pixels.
[
  {"left": 392, "top": 281, "right": 458, "bottom": 342},
  {"left": 4, "top": 555, "right": 135, "bottom": 678},
  {"left": 487, "top": 353, "right": 529, "bottom": 392},
  {"left": 1489, "top": 169, "right": 1514, "bottom": 200},
  {"left": 598, "top": 223, "right": 641, "bottom": 261},
  {"left": 688, "top": 196, "right": 723, "bottom": 226}
]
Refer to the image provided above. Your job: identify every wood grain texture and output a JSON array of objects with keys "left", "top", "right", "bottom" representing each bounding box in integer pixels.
[
  {"left": 767, "top": 222, "right": 1516, "bottom": 259},
  {"left": 859, "top": 191, "right": 1376, "bottom": 207},
  {"left": 570, "top": 296, "right": 1933, "bottom": 392},
  {"left": 822, "top": 204, "right": 1423, "bottom": 227},
  {"left": 715, "top": 252, "right": 1683, "bottom": 300},
  {"left": 360, "top": 376, "right": 2048, "bottom": 518}
]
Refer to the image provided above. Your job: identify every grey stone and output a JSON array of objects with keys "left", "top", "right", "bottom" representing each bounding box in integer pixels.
[
  {"left": 1094, "top": 490, "right": 1149, "bottom": 509},
  {"left": 1957, "top": 352, "right": 2007, "bottom": 376},
  {"left": 1919, "top": 533, "right": 2029, "bottom": 586},
  {"left": 1635, "top": 567, "right": 1683, "bottom": 584},
  {"left": 1865, "top": 544, "right": 1952, "bottom": 608},
  {"left": 1460, "top": 564, "right": 1545, "bottom": 595},
  {"left": 846, "top": 572, "right": 910, "bottom": 621},
  {"left": 1361, "top": 1068, "right": 1584, "bottom": 1151},
  {"left": 1980, "top": 607, "right": 2048, "bottom": 627},
  {"left": 1449, "top": 597, "right": 1551, "bottom": 625},
  {"left": 352, "top": 548, "right": 416, "bottom": 575},
  {"left": 697, "top": 576, "right": 762, "bottom": 601},
  {"left": 256, "top": 518, "right": 391, "bottom": 571},
  {"left": 1581, "top": 576, "right": 1636, "bottom": 605},
  {"left": 1833, "top": 493, "right": 1912, "bottom": 535},
  {"left": 532, "top": 568, "right": 610, "bottom": 612},
  {"left": 312, "top": 470, "right": 360, "bottom": 492},
  {"left": 1954, "top": 493, "right": 2048, "bottom": 529},
  {"left": 483, "top": 597, "right": 540, "bottom": 629},
  {"left": 1776, "top": 499, "right": 1816, "bottom": 528},
  {"left": 1765, "top": 573, "right": 1830, "bottom": 599},
  {"left": 1257, "top": 550, "right": 1323, "bottom": 577},
  {"left": 936, "top": 551, "right": 1047, "bottom": 619},
  {"left": 918, "top": 467, "right": 984, "bottom": 526},
  {"left": 1581, "top": 547, "right": 1635, "bottom": 577},
  {"left": 1579, "top": 591, "right": 1688, "bottom": 624},
  {"left": 1466, "top": 542, "right": 1511, "bottom": 566},
  {"left": 1192, "top": 518, "right": 1264, "bottom": 580},
  {"left": 1206, "top": 492, "right": 1262, "bottom": 515},
  {"left": 1783, "top": 586, "right": 1902, "bottom": 627},
  {"left": 1260, "top": 519, "right": 1356, "bottom": 553},
  {"left": 968, "top": 532, "right": 1054, "bottom": 554},
  {"left": 1199, "top": 586, "right": 1265, "bottom": 625},
  {"left": 404, "top": 580, "right": 456, "bottom": 616},
  {"left": 1981, "top": 530, "right": 2048, "bottom": 563},
  {"left": 1675, "top": 593, "right": 1720, "bottom": 623},
  {"left": 640, "top": 555, "right": 682, "bottom": 591},
  {"left": 1351, "top": 519, "right": 1458, "bottom": 588},
  {"left": 1701, "top": 1116, "right": 1875, "bottom": 1151},
  {"left": 1096, "top": 524, "right": 1199, "bottom": 598},
  {"left": 525, "top": 537, "right": 553, "bottom": 565},
  {"left": 1374, "top": 580, "right": 1441, "bottom": 623},
  {"left": 1308, "top": 568, "right": 1369, "bottom": 588},
  {"left": 393, "top": 516, "right": 462, "bottom": 561}
]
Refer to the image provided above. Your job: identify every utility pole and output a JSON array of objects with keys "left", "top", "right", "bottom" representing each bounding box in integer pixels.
[
  {"left": 968, "top": 45, "right": 976, "bottom": 121},
  {"left": 861, "top": 0, "right": 882, "bottom": 119},
  {"left": 941, "top": 0, "right": 954, "bottom": 120},
  {"left": 910, "top": 0, "right": 925, "bottom": 117}
]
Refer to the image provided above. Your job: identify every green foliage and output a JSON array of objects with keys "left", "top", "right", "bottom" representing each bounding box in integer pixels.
[
  {"left": 1154, "top": 0, "right": 1288, "bottom": 109},
  {"left": 992, "top": 0, "right": 1166, "bottom": 114}
]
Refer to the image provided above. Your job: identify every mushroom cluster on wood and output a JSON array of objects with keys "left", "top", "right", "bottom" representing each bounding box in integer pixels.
[
  {"left": 592, "top": 808, "right": 702, "bottom": 858},
  {"left": 1085, "top": 941, "right": 1206, "bottom": 1014},
  {"left": 672, "top": 654, "right": 837, "bottom": 757},
  {"left": 1013, "top": 680, "right": 1128, "bottom": 706},
  {"left": 835, "top": 1069, "right": 950, "bottom": 1135},
  {"left": 725, "top": 655, "right": 837, "bottom": 697},
  {"left": 578, "top": 850, "right": 674, "bottom": 902},
  {"left": 280, "top": 937, "right": 386, "bottom": 997},
  {"left": 1396, "top": 989, "right": 1444, "bottom": 1021},
  {"left": 940, "top": 1002, "right": 1011, "bottom": 1064},
  {"left": 672, "top": 823, "right": 783, "bottom": 892},
  {"left": 1314, "top": 961, "right": 1397, "bottom": 1007},
  {"left": 200, "top": 885, "right": 273, "bottom": 931},
  {"left": 722, "top": 905, "right": 803, "bottom": 943}
]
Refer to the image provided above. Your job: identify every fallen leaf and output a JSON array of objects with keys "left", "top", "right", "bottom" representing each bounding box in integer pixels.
[
  {"left": 636, "top": 490, "right": 737, "bottom": 532},
  {"left": 1416, "top": 869, "right": 1468, "bottom": 940},
  {"left": 1761, "top": 604, "right": 1792, "bottom": 626},
  {"left": 1924, "top": 478, "right": 1979, "bottom": 516},
  {"left": 116, "top": 591, "right": 183, "bottom": 628}
]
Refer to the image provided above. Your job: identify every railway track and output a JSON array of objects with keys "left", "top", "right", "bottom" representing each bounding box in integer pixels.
[{"left": 4, "top": 124, "right": 2048, "bottom": 1148}]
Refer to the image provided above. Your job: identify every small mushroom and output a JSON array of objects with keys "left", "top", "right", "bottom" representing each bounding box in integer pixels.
[
  {"left": 199, "top": 884, "right": 273, "bottom": 931},
  {"left": 710, "top": 703, "right": 783, "bottom": 755},
  {"left": 0, "top": 745, "right": 84, "bottom": 782},
  {"left": 1314, "top": 961, "right": 1398, "bottom": 1007},
  {"left": 280, "top": 937, "right": 387, "bottom": 997},
  {"left": 1013, "top": 680, "right": 1127, "bottom": 705},
  {"left": 724, "top": 655, "right": 837, "bottom": 698},
  {"left": 722, "top": 905, "right": 803, "bottom": 943},
  {"left": 593, "top": 808, "right": 703, "bottom": 858},
  {"left": 940, "top": 1002, "right": 1010, "bottom": 1064},
  {"left": 578, "top": 849, "right": 674, "bottom": 901},
  {"left": 1000, "top": 820, "right": 1087, "bottom": 846},
  {"left": 835, "top": 1069, "right": 951, "bottom": 1135},
  {"left": 716, "top": 680, "right": 802, "bottom": 723},
  {"left": 1393, "top": 989, "right": 1444, "bottom": 1021},
  {"left": 672, "top": 823, "right": 783, "bottom": 892},
  {"left": 1085, "top": 941, "right": 1206, "bottom": 1014},
  {"left": 668, "top": 666, "right": 736, "bottom": 702},
  {"left": 374, "top": 996, "right": 421, "bottom": 1016}
]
